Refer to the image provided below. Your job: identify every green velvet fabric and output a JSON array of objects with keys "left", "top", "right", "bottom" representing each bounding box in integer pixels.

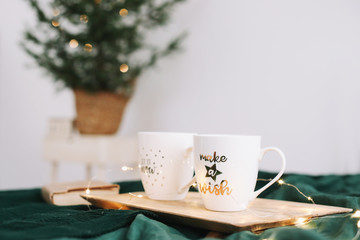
[{"left": 1, "top": 172, "right": 359, "bottom": 240}]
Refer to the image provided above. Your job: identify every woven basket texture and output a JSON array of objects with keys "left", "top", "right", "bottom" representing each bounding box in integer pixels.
[{"left": 74, "top": 89, "right": 129, "bottom": 134}]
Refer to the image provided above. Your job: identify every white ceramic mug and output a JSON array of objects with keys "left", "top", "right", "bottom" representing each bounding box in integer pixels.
[
  {"left": 138, "top": 132, "right": 195, "bottom": 200},
  {"left": 193, "top": 134, "right": 286, "bottom": 211}
]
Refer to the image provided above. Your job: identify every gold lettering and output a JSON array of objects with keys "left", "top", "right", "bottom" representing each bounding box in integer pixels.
[
  {"left": 199, "top": 152, "right": 228, "bottom": 163},
  {"left": 198, "top": 180, "right": 232, "bottom": 196}
]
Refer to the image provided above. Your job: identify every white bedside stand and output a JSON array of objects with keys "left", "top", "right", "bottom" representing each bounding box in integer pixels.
[{"left": 43, "top": 119, "right": 138, "bottom": 183}]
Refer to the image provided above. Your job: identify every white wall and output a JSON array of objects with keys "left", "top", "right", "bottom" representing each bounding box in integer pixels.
[{"left": 1, "top": 0, "right": 360, "bottom": 190}]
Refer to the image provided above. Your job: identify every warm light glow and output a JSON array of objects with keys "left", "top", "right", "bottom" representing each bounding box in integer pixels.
[
  {"left": 51, "top": 20, "right": 60, "bottom": 27},
  {"left": 121, "top": 166, "right": 133, "bottom": 171},
  {"left": 295, "top": 217, "right": 308, "bottom": 225},
  {"left": 120, "top": 64, "right": 129, "bottom": 73},
  {"left": 80, "top": 14, "right": 88, "bottom": 23},
  {"left": 119, "top": 8, "right": 128, "bottom": 17},
  {"left": 69, "top": 39, "right": 79, "bottom": 48},
  {"left": 84, "top": 43, "right": 93, "bottom": 52},
  {"left": 259, "top": 177, "right": 316, "bottom": 205},
  {"left": 85, "top": 189, "right": 90, "bottom": 195},
  {"left": 353, "top": 210, "right": 360, "bottom": 218},
  {"left": 94, "top": 0, "right": 102, "bottom": 4},
  {"left": 129, "top": 192, "right": 144, "bottom": 198},
  {"left": 53, "top": 9, "right": 60, "bottom": 17}
]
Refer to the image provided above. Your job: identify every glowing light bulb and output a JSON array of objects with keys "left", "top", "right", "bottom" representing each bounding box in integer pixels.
[
  {"left": 84, "top": 43, "right": 93, "bottom": 52},
  {"left": 119, "top": 8, "right": 128, "bottom": 17},
  {"left": 295, "top": 217, "right": 307, "bottom": 225},
  {"left": 51, "top": 20, "right": 60, "bottom": 27},
  {"left": 120, "top": 64, "right": 129, "bottom": 73},
  {"left": 307, "top": 197, "right": 313, "bottom": 201},
  {"left": 69, "top": 39, "right": 79, "bottom": 48},
  {"left": 278, "top": 179, "right": 284, "bottom": 185},
  {"left": 80, "top": 14, "right": 88, "bottom": 23},
  {"left": 53, "top": 9, "right": 60, "bottom": 17},
  {"left": 122, "top": 166, "right": 134, "bottom": 171},
  {"left": 353, "top": 210, "right": 360, "bottom": 218}
]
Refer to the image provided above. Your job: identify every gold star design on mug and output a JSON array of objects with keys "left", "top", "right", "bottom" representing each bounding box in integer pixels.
[{"left": 205, "top": 164, "right": 222, "bottom": 181}]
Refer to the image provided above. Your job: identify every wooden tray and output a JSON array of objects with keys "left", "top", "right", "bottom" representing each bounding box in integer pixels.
[{"left": 82, "top": 192, "right": 352, "bottom": 233}]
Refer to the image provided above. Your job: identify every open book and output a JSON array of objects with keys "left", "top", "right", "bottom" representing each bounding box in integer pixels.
[{"left": 42, "top": 180, "right": 119, "bottom": 206}]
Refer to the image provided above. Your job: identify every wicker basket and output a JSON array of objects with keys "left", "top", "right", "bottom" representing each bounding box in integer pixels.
[{"left": 74, "top": 89, "right": 129, "bottom": 134}]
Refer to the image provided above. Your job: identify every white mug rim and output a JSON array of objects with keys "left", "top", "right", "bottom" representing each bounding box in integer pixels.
[
  {"left": 194, "top": 134, "right": 260, "bottom": 139},
  {"left": 138, "top": 131, "right": 196, "bottom": 136}
]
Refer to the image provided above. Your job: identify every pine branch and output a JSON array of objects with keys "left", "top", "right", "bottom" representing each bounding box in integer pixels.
[{"left": 22, "top": 0, "right": 186, "bottom": 94}]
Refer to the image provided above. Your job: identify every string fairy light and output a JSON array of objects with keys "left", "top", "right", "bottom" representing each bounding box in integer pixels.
[
  {"left": 353, "top": 210, "right": 360, "bottom": 218},
  {"left": 53, "top": 9, "right": 60, "bottom": 17},
  {"left": 69, "top": 39, "right": 79, "bottom": 48},
  {"left": 83, "top": 168, "right": 360, "bottom": 239},
  {"left": 120, "top": 64, "right": 129, "bottom": 73},
  {"left": 88, "top": 172, "right": 360, "bottom": 240},
  {"left": 129, "top": 192, "right": 143, "bottom": 198},
  {"left": 252, "top": 178, "right": 317, "bottom": 227},
  {"left": 80, "top": 14, "right": 88, "bottom": 23},
  {"left": 352, "top": 220, "right": 360, "bottom": 240},
  {"left": 295, "top": 217, "right": 309, "bottom": 226},
  {"left": 84, "top": 43, "right": 93, "bottom": 52},
  {"left": 85, "top": 176, "right": 98, "bottom": 196},
  {"left": 119, "top": 8, "right": 128, "bottom": 17},
  {"left": 255, "top": 178, "right": 360, "bottom": 239},
  {"left": 253, "top": 179, "right": 360, "bottom": 239},
  {"left": 278, "top": 179, "right": 315, "bottom": 205},
  {"left": 258, "top": 178, "right": 315, "bottom": 205},
  {"left": 121, "top": 166, "right": 134, "bottom": 171},
  {"left": 81, "top": 170, "right": 360, "bottom": 240},
  {"left": 51, "top": 20, "right": 60, "bottom": 27}
]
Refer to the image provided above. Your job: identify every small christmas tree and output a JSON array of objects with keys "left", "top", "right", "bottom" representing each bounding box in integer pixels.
[{"left": 22, "top": 0, "right": 185, "bottom": 96}]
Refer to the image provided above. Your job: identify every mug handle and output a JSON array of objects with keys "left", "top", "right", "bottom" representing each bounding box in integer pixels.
[
  {"left": 178, "top": 177, "right": 196, "bottom": 194},
  {"left": 177, "top": 147, "right": 196, "bottom": 194},
  {"left": 252, "top": 147, "right": 286, "bottom": 199}
]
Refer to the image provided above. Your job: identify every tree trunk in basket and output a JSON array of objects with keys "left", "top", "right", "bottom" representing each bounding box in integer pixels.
[{"left": 74, "top": 89, "right": 129, "bottom": 134}]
